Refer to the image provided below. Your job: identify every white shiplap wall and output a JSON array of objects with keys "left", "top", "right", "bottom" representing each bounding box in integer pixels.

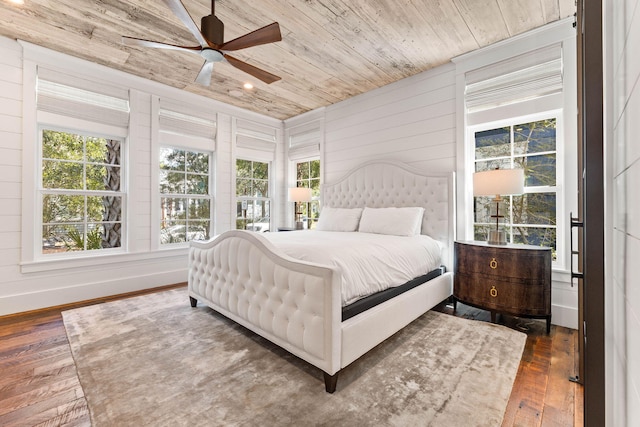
[
  {"left": 323, "top": 63, "right": 456, "bottom": 183},
  {"left": 0, "top": 37, "right": 22, "bottom": 285},
  {"left": 0, "top": 37, "right": 281, "bottom": 316},
  {"left": 216, "top": 113, "right": 234, "bottom": 234},
  {"left": 128, "top": 89, "right": 153, "bottom": 252},
  {"left": 605, "top": 0, "right": 640, "bottom": 424}
]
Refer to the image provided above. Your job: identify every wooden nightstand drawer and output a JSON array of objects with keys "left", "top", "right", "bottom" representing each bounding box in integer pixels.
[
  {"left": 453, "top": 241, "right": 552, "bottom": 333},
  {"left": 455, "top": 273, "right": 549, "bottom": 316},
  {"left": 455, "top": 243, "right": 550, "bottom": 280}
]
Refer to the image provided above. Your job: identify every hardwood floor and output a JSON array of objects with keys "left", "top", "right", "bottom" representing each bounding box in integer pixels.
[
  {"left": 433, "top": 301, "right": 584, "bottom": 427},
  {"left": 0, "top": 287, "right": 583, "bottom": 426}
]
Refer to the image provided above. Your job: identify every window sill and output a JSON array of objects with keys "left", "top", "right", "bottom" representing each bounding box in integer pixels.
[{"left": 20, "top": 247, "right": 189, "bottom": 274}]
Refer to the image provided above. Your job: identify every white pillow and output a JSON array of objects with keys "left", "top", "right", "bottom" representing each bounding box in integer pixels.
[
  {"left": 358, "top": 207, "right": 425, "bottom": 236},
  {"left": 316, "top": 207, "right": 363, "bottom": 232}
]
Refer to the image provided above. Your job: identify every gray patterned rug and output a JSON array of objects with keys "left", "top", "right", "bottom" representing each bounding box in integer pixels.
[{"left": 62, "top": 288, "right": 526, "bottom": 426}]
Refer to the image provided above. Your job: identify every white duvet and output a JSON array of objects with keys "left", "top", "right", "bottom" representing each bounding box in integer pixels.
[{"left": 263, "top": 231, "right": 443, "bottom": 306}]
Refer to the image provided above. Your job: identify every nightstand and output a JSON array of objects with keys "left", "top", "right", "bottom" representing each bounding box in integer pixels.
[{"left": 453, "top": 240, "right": 552, "bottom": 333}]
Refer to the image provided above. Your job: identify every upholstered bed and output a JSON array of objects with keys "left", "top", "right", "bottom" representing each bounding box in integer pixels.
[{"left": 188, "top": 160, "right": 455, "bottom": 392}]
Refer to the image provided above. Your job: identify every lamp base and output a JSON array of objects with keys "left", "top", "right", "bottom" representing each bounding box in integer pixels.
[{"left": 488, "top": 230, "right": 507, "bottom": 245}]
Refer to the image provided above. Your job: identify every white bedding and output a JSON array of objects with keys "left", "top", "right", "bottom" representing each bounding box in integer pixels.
[{"left": 263, "top": 230, "right": 442, "bottom": 306}]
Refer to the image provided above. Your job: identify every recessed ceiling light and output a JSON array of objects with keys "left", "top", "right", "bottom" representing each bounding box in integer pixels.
[
  {"left": 9, "top": 0, "right": 25, "bottom": 4},
  {"left": 243, "top": 83, "right": 253, "bottom": 90}
]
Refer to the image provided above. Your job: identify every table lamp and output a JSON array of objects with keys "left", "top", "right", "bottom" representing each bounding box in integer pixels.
[
  {"left": 473, "top": 167, "right": 524, "bottom": 245},
  {"left": 288, "top": 187, "right": 312, "bottom": 230}
]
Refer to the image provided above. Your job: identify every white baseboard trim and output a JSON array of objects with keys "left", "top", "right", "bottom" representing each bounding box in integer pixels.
[
  {"left": 0, "top": 269, "right": 187, "bottom": 316},
  {"left": 551, "top": 302, "right": 578, "bottom": 330}
]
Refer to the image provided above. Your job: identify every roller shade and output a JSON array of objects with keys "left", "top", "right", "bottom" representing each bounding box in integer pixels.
[
  {"left": 288, "top": 120, "right": 321, "bottom": 160},
  {"left": 159, "top": 108, "right": 217, "bottom": 139},
  {"left": 235, "top": 119, "right": 277, "bottom": 162},
  {"left": 37, "top": 68, "right": 130, "bottom": 127},
  {"left": 465, "top": 44, "right": 563, "bottom": 112},
  {"left": 158, "top": 98, "right": 217, "bottom": 140}
]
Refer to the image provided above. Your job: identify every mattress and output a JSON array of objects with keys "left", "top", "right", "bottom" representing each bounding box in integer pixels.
[
  {"left": 262, "top": 230, "right": 443, "bottom": 306},
  {"left": 341, "top": 267, "right": 445, "bottom": 321}
]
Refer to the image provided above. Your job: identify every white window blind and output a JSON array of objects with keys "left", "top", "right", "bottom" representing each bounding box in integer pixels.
[
  {"left": 36, "top": 67, "right": 130, "bottom": 127},
  {"left": 235, "top": 119, "right": 277, "bottom": 162},
  {"left": 159, "top": 108, "right": 217, "bottom": 140},
  {"left": 465, "top": 44, "right": 563, "bottom": 112},
  {"left": 288, "top": 120, "right": 321, "bottom": 160}
]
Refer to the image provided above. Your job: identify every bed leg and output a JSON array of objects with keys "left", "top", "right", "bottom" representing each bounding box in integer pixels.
[
  {"left": 323, "top": 372, "right": 339, "bottom": 393},
  {"left": 189, "top": 296, "right": 197, "bottom": 308}
]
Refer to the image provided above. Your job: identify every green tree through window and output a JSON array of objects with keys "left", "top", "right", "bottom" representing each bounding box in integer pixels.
[
  {"left": 296, "top": 159, "right": 320, "bottom": 229},
  {"left": 41, "top": 130, "right": 123, "bottom": 253},
  {"left": 236, "top": 159, "right": 270, "bottom": 231},
  {"left": 159, "top": 147, "right": 211, "bottom": 244}
]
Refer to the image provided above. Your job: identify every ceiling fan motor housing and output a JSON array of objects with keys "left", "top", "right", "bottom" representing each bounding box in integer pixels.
[{"left": 201, "top": 15, "right": 224, "bottom": 46}]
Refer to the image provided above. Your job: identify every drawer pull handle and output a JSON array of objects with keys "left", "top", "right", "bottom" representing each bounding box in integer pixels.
[
  {"left": 490, "top": 258, "right": 498, "bottom": 269},
  {"left": 490, "top": 286, "right": 498, "bottom": 298}
]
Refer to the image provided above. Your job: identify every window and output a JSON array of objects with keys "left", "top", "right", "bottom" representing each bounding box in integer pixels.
[
  {"left": 32, "top": 68, "right": 130, "bottom": 260},
  {"left": 473, "top": 117, "right": 558, "bottom": 259},
  {"left": 236, "top": 159, "right": 270, "bottom": 232},
  {"left": 159, "top": 147, "right": 212, "bottom": 244},
  {"left": 295, "top": 159, "right": 320, "bottom": 229},
  {"left": 156, "top": 102, "right": 216, "bottom": 246},
  {"left": 41, "top": 129, "right": 123, "bottom": 254},
  {"left": 456, "top": 27, "right": 576, "bottom": 272}
]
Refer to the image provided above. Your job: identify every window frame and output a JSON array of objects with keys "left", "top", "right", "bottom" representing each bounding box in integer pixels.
[
  {"left": 235, "top": 158, "right": 272, "bottom": 232},
  {"left": 152, "top": 97, "right": 217, "bottom": 250},
  {"left": 35, "top": 117, "right": 128, "bottom": 260},
  {"left": 294, "top": 158, "right": 321, "bottom": 229},
  {"left": 158, "top": 145, "right": 214, "bottom": 246},
  {"left": 467, "top": 109, "right": 565, "bottom": 268}
]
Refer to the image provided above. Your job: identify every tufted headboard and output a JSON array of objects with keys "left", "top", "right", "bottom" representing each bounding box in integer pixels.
[{"left": 322, "top": 160, "right": 456, "bottom": 268}]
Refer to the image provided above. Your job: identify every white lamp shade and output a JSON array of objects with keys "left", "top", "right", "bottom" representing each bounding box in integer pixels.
[
  {"left": 473, "top": 168, "right": 524, "bottom": 197},
  {"left": 288, "top": 187, "right": 312, "bottom": 202}
]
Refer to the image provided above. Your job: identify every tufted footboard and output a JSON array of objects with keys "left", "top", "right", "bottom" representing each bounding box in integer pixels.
[{"left": 188, "top": 230, "right": 342, "bottom": 386}]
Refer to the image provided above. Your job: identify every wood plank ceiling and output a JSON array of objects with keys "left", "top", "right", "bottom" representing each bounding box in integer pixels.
[{"left": 0, "top": 0, "right": 575, "bottom": 120}]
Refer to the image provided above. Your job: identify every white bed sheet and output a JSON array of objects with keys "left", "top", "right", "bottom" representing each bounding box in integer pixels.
[{"left": 263, "top": 231, "right": 442, "bottom": 306}]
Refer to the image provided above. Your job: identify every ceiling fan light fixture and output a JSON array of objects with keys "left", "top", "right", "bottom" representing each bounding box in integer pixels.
[{"left": 201, "top": 48, "right": 224, "bottom": 62}]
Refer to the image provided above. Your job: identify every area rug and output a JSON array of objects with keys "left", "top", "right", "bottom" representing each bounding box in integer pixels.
[{"left": 62, "top": 288, "right": 526, "bottom": 426}]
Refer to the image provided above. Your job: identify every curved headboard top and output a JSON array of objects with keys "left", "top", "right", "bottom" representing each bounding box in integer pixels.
[{"left": 322, "top": 160, "right": 455, "bottom": 262}]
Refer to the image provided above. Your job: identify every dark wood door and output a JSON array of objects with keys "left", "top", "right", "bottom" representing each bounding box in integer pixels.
[{"left": 578, "top": 0, "right": 606, "bottom": 425}]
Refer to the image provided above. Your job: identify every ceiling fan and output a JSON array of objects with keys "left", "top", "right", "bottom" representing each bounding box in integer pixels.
[{"left": 122, "top": 0, "right": 282, "bottom": 86}]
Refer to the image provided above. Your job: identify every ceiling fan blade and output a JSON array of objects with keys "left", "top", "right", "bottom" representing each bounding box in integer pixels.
[
  {"left": 224, "top": 54, "right": 281, "bottom": 84},
  {"left": 220, "top": 22, "right": 282, "bottom": 51},
  {"left": 161, "top": 0, "right": 208, "bottom": 47},
  {"left": 121, "top": 36, "right": 202, "bottom": 54},
  {"left": 195, "top": 61, "right": 215, "bottom": 86}
]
